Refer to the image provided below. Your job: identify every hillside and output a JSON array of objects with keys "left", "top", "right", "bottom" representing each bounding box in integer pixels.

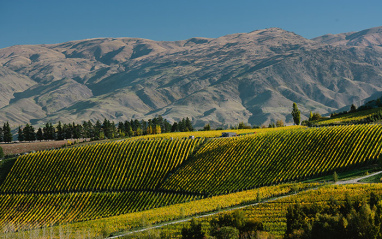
[
  {"left": 1, "top": 27, "right": 382, "bottom": 127},
  {"left": 1, "top": 125, "right": 382, "bottom": 237}
]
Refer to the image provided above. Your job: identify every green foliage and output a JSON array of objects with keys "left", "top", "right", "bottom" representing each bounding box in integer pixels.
[
  {"left": 0, "top": 146, "right": 3, "bottom": 159},
  {"left": 203, "top": 123, "right": 211, "bottom": 131},
  {"left": 238, "top": 122, "right": 251, "bottom": 129},
  {"left": 216, "top": 226, "right": 239, "bottom": 239},
  {"left": 333, "top": 171, "right": 338, "bottom": 182},
  {"left": 3, "top": 122, "right": 12, "bottom": 143},
  {"left": 285, "top": 192, "right": 382, "bottom": 239},
  {"left": 17, "top": 127, "right": 24, "bottom": 142},
  {"left": 291, "top": 103, "right": 301, "bottom": 125},
  {"left": 181, "top": 218, "right": 205, "bottom": 239},
  {"left": 350, "top": 103, "right": 357, "bottom": 112},
  {"left": 210, "top": 210, "right": 263, "bottom": 238}
]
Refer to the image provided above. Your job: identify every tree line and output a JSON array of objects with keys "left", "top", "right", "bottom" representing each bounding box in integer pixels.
[
  {"left": 285, "top": 192, "right": 382, "bottom": 239},
  {"left": 0, "top": 116, "right": 194, "bottom": 142}
]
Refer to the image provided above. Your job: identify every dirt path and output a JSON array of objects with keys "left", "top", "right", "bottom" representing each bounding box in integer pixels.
[
  {"left": 336, "top": 171, "right": 382, "bottom": 184},
  {"left": 107, "top": 171, "right": 382, "bottom": 238}
]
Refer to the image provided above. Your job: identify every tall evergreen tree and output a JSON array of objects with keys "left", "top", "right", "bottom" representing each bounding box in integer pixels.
[
  {"left": 36, "top": 128, "right": 43, "bottom": 141},
  {"left": 172, "top": 122, "right": 179, "bottom": 132},
  {"left": 3, "top": 122, "right": 12, "bottom": 143},
  {"left": 57, "top": 121, "right": 64, "bottom": 140},
  {"left": 29, "top": 125, "right": 36, "bottom": 141},
  {"left": 163, "top": 119, "right": 172, "bottom": 133},
  {"left": 185, "top": 117, "right": 193, "bottom": 131},
  {"left": 0, "top": 127, "right": 3, "bottom": 142},
  {"left": 17, "top": 126, "right": 24, "bottom": 142},
  {"left": 94, "top": 120, "right": 102, "bottom": 139},
  {"left": 291, "top": 103, "right": 301, "bottom": 125}
]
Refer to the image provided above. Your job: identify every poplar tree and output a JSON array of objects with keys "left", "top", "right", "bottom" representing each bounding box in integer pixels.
[{"left": 291, "top": 103, "right": 301, "bottom": 125}]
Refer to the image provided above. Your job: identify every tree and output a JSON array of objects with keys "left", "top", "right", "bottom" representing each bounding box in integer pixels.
[
  {"left": 350, "top": 104, "right": 357, "bottom": 112},
  {"left": 276, "top": 120, "right": 284, "bottom": 127},
  {"left": 57, "top": 121, "right": 64, "bottom": 140},
  {"left": 291, "top": 103, "right": 301, "bottom": 125},
  {"left": 333, "top": 171, "right": 338, "bottom": 182},
  {"left": 203, "top": 123, "right": 211, "bottom": 131},
  {"left": 0, "top": 127, "right": 3, "bottom": 142},
  {"left": 36, "top": 128, "right": 43, "bottom": 141},
  {"left": 172, "top": 122, "right": 179, "bottom": 132},
  {"left": 181, "top": 218, "right": 205, "bottom": 239},
  {"left": 0, "top": 146, "right": 3, "bottom": 158},
  {"left": 3, "top": 122, "right": 12, "bottom": 143},
  {"left": 185, "top": 117, "right": 193, "bottom": 131},
  {"left": 154, "top": 125, "right": 161, "bottom": 134},
  {"left": 216, "top": 226, "right": 239, "bottom": 239},
  {"left": 17, "top": 126, "right": 24, "bottom": 142}
]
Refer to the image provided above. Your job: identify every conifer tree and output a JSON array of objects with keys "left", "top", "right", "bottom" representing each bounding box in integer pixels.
[
  {"left": 36, "top": 128, "right": 43, "bottom": 141},
  {"left": 17, "top": 126, "right": 24, "bottom": 142},
  {"left": 57, "top": 121, "right": 64, "bottom": 140},
  {"left": 185, "top": 117, "right": 193, "bottom": 131},
  {"left": 0, "top": 127, "right": 3, "bottom": 142},
  {"left": 3, "top": 122, "right": 12, "bottom": 143}
]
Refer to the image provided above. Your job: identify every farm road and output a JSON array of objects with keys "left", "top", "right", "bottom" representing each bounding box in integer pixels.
[
  {"left": 336, "top": 170, "right": 382, "bottom": 185},
  {"left": 106, "top": 171, "right": 382, "bottom": 239}
]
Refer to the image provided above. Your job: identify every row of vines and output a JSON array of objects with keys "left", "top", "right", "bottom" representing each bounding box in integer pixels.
[
  {"left": 161, "top": 125, "right": 382, "bottom": 194},
  {"left": 0, "top": 183, "right": 318, "bottom": 238},
  {"left": 0, "top": 138, "right": 203, "bottom": 193},
  {"left": 0, "top": 191, "right": 200, "bottom": 233}
]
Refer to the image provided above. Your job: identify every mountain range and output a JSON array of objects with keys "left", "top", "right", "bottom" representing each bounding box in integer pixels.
[{"left": 1, "top": 26, "right": 382, "bottom": 128}]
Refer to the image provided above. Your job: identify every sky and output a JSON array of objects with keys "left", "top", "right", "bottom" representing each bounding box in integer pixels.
[{"left": 1, "top": 0, "right": 382, "bottom": 49}]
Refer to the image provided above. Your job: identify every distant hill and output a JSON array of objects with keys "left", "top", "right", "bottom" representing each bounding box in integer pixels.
[{"left": 1, "top": 26, "right": 382, "bottom": 128}]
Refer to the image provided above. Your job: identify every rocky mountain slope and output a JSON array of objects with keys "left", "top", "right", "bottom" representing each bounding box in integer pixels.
[{"left": 1, "top": 26, "right": 382, "bottom": 128}]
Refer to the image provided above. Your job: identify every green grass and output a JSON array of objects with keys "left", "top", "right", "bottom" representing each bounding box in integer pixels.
[
  {"left": 359, "top": 172, "right": 382, "bottom": 183},
  {"left": 302, "top": 164, "right": 381, "bottom": 183}
]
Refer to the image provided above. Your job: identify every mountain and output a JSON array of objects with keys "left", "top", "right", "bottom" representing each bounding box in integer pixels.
[{"left": 1, "top": 27, "right": 382, "bottom": 128}]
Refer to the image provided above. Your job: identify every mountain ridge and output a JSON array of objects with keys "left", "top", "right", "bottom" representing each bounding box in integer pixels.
[{"left": 1, "top": 26, "right": 382, "bottom": 128}]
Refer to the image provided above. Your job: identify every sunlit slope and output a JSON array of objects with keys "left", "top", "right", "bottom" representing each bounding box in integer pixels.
[
  {"left": 161, "top": 125, "right": 382, "bottom": 194},
  {"left": 311, "top": 108, "right": 382, "bottom": 126},
  {"left": 0, "top": 138, "right": 203, "bottom": 193},
  {"left": 0, "top": 191, "right": 200, "bottom": 232},
  {"left": 135, "top": 126, "right": 304, "bottom": 139}
]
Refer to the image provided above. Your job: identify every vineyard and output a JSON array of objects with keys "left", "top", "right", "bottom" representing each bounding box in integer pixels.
[
  {"left": 133, "top": 126, "right": 304, "bottom": 139},
  {"left": 310, "top": 107, "right": 382, "bottom": 126},
  {"left": 1, "top": 183, "right": 319, "bottom": 238},
  {"left": 0, "top": 191, "right": 200, "bottom": 233},
  {"left": 161, "top": 124, "right": 382, "bottom": 194},
  {"left": 150, "top": 184, "right": 382, "bottom": 238},
  {"left": 1, "top": 124, "right": 382, "bottom": 238},
  {"left": 0, "top": 138, "right": 203, "bottom": 193}
]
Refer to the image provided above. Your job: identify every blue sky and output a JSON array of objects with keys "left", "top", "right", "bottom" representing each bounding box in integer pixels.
[{"left": 1, "top": 0, "right": 381, "bottom": 49}]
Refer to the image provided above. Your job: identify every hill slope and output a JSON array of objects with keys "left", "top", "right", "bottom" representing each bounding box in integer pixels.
[{"left": 1, "top": 27, "right": 382, "bottom": 127}]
